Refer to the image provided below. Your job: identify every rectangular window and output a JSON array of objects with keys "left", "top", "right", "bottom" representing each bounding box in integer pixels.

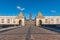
[
  {"left": 1, "top": 19, "right": 4, "bottom": 23},
  {"left": 56, "top": 19, "right": 59, "bottom": 23},
  {"left": 51, "top": 19, "right": 53, "bottom": 21},
  {"left": 7, "top": 19, "right": 10, "bottom": 23},
  {"left": 13, "top": 19, "right": 15, "bottom": 23},
  {"left": 45, "top": 19, "right": 48, "bottom": 23}
]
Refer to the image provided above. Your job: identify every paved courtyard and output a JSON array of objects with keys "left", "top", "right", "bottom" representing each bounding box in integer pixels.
[{"left": 0, "top": 25, "right": 60, "bottom": 40}]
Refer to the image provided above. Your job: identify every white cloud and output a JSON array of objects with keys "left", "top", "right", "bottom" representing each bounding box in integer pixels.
[
  {"left": 17, "top": 6, "right": 21, "bottom": 9},
  {"left": 51, "top": 10, "right": 56, "bottom": 13},
  {"left": 17, "top": 6, "right": 25, "bottom": 11}
]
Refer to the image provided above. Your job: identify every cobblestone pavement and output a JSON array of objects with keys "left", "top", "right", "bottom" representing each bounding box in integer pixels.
[{"left": 0, "top": 25, "right": 60, "bottom": 40}]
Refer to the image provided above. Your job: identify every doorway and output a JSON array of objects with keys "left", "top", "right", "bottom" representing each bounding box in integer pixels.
[
  {"left": 19, "top": 20, "right": 22, "bottom": 26},
  {"left": 39, "top": 20, "right": 42, "bottom": 26}
]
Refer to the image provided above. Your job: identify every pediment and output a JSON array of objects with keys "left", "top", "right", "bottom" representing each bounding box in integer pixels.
[
  {"left": 16, "top": 12, "right": 24, "bottom": 19},
  {"left": 36, "top": 12, "right": 44, "bottom": 18}
]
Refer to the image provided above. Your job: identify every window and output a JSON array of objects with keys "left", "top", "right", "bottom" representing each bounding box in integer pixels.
[
  {"left": 56, "top": 19, "right": 59, "bottom": 23},
  {"left": 45, "top": 19, "right": 48, "bottom": 23},
  {"left": 13, "top": 19, "right": 15, "bottom": 23},
  {"left": 7, "top": 19, "right": 10, "bottom": 23},
  {"left": 51, "top": 19, "right": 53, "bottom": 21},
  {"left": 1, "top": 19, "right": 4, "bottom": 23}
]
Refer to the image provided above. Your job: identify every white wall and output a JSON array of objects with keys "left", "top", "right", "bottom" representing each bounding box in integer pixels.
[
  {"left": 36, "top": 16, "right": 60, "bottom": 26},
  {"left": 0, "top": 16, "right": 25, "bottom": 26}
]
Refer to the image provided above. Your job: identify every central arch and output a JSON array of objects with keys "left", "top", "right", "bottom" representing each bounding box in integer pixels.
[
  {"left": 19, "top": 20, "right": 22, "bottom": 26},
  {"left": 39, "top": 20, "right": 42, "bottom": 26}
]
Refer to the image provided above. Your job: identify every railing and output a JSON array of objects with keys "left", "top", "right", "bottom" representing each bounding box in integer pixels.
[{"left": 0, "top": 26, "right": 20, "bottom": 32}]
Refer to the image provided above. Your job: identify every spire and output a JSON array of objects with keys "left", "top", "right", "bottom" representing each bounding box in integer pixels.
[{"left": 29, "top": 12, "right": 32, "bottom": 20}]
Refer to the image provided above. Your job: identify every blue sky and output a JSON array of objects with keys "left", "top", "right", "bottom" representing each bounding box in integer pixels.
[{"left": 0, "top": 0, "right": 60, "bottom": 19}]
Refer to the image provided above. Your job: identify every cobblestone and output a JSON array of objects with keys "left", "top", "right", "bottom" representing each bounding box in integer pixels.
[{"left": 0, "top": 26, "right": 60, "bottom": 40}]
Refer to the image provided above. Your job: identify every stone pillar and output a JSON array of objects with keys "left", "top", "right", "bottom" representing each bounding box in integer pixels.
[
  {"left": 36, "top": 19, "right": 39, "bottom": 26},
  {"left": 22, "top": 19, "right": 25, "bottom": 26}
]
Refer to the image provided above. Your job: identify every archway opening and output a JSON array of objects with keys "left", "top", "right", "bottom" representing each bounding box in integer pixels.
[
  {"left": 19, "top": 20, "right": 22, "bottom": 26},
  {"left": 39, "top": 20, "right": 42, "bottom": 26}
]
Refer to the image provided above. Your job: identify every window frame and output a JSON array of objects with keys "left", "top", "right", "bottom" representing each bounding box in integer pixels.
[
  {"left": 45, "top": 19, "right": 48, "bottom": 23},
  {"left": 1, "top": 19, "right": 4, "bottom": 23},
  {"left": 56, "top": 19, "right": 59, "bottom": 23},
  {"left": 7, "top": 19, "right": 10, "bottom": 23}
]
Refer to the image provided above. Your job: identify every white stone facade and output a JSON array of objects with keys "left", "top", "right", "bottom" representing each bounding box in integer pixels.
[
  {"left": 0, "top": 12, "right": 25, "bottom": 26},
  {"left": 36, "top": 12, "right": 60, "bottom": 26},
  {"left": 0, "top": 12, "right": 60, "bottom": 26}
]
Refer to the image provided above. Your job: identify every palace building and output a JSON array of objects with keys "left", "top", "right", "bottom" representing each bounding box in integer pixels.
[
  {"left": 0, "top": 12, "right": 25, "bottom": 27},
  {"left": 36, "top": 12, "right": 60, "bottom": 26},
  {"left": 0, "top": 11, "right": 60, "bottom": 27}
]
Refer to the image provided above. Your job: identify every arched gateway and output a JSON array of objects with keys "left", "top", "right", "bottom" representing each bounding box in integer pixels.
[
  {"left": 36, "top": 12, "right": 44, "bottom": 26},
  {"left": 19, "top": 20, "right": 22, "bottom": 26},
  {"left": 39, "top": 20, "right": 42, "bottom": 25},
  {"left": 16, "top": 12, "right": 25, "bottom": 26}
]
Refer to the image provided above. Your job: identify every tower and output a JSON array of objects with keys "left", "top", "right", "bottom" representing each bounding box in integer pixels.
[{"left": 29, "top": 13, "right": 32, "bottom": 20}]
